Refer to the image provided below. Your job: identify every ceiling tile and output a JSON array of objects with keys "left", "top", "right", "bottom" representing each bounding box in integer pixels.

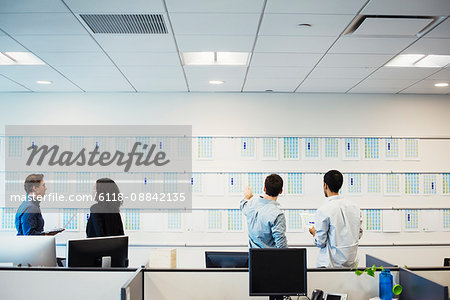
[
  {"left": 427, "top": 68, "right": 450, "bottom": 80},
  {"left": 426, "top": 18, "right": 450, "bottom": 39},
  {"left": 0, "top": 13, "right": 87, "bottom": 35},
  {"left": 64, "top": 0, "right": 166, "bottom": 13},
  {"left": 35, "top": 52, "right": 113, "bottom": 66},
  {"left": 400, "top": 79, "right": 450, "bottom": 94},
  {"left": 0, "top": 0, "right": 69, "bottom": 13},
  {"left": 108, "top": 52, "right": 181, "bottom": 66},
  {"left": 352, "top": 18, "right": 433, "bottom": 36},
  {"left": 349, "top": 79, "right": 418, "bottom": 94},
  {"left": 250, "top": 53, "right": 322, "bottom": 67},
  {"left": 184, "top": 66, "right": 247, "bottom": 80},
  {"left": 120, "top": 66, "right": 187, "bottom": 91},
  {"left": 296, "top": 78, "right": 361, "bottom": 92},
  {"left": 94, "top": 35, "right": 177, "bottom": 52},
  {"left": 0, "top": 36, "right": 28, "bottom": 51},
  {"left": 259, "top": 14, "right": 354, "bottom": 37},
  {"left": 308, "top": 67, "right": 375, "bottom": 79},
  {"left": 14, "top": 35, "right": 102, "bottom": 52},
  {"left": 254, "top": 36, "right": 336, "bottom": 53},
  {"left": 402, "top": 38, "right": 450, "bottom": 55},
  {"left": 175, "top": 35, "right": 255, "bottom": 52},
  {"left": 0, "top": 65, "right": 82, "bottom": 91},
  {"left": 317, "top": 54, "right": 394, "bottom": 68},
  {"left": 188, "top": 80, "right": 243, "bottom": 92},
  {"left": 55, "top": 65, "right": 134, "bottom": 91},
  {"left": 369, "top": 67, "right": 439, "bottom": 80},
  {"left": 330, "top": 37, "right": 416, "bottom": 54},
  {"left": 247, "top": 66, "right": 311, "bottom": 79},
  {"left": 0, "top": 75, "right": 29, "bottom": 91},
  {"left": 243, "top": 78, "right": 300, "bottom": 92},
  {"left": 265, "top": 0, "right": 367, "bottom": 14},
  {"left": 361, "top": 0, "right": 450, "bottom": 16},
  {"left": 166, "top": 0, "right": 264, "bottom": 13},
  {"left": 169, "top": 13, "right": 260, "bottom": 35}
]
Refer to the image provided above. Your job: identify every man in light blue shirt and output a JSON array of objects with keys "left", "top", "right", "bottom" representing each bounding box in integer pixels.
[
  {"left": 309, "top": 170, "right": 363, "bottom": 268},
  {"left": 240, "top": 174, "right": 287, "bottom": 248}
]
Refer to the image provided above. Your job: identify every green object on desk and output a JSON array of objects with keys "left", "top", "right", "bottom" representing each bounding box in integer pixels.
[{"left": 393, "top": 284, "right": 402, "bottom": 295}]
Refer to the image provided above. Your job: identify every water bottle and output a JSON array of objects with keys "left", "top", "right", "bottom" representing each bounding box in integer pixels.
[{"left": 379, "top": 269, "right": 393, "bottom": 300}]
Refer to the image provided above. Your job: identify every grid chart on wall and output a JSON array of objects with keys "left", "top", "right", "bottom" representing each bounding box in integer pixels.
[
  {"left": 207, "top": 209, "right": 223, "bottom": 231},
  {"left": 385, "top": 174, "right": 401, "bottom": 194},
  {"left": 385, "top": 138, "right": 399, "bottom": 159},
  {"left": 240, "top": 138, "right": 256, "bottom": 158},
  {"left": 364, "top": 138, "right": 380, "bottom": 159},
  {"left": 167, "top": 211, "right": 182, "bottom": 231},
  {"left": 404, "top": 139, "right": 419, "bottom": 159},
  {"left": 282, "top": 137, "right": 299, "bottom": 159},
  {"left": 405, "top": 173, "right": 420, "bottom": 194},
  {"left": 367, "top": 174, "right": 381, "bottom": 193},
  {"left": 191, "top": 173, "right": 202, "bottom": 193},
  {"left": 248, "top": 172, "right": 264, "bottom": 195},
  {"left": 344, "top": 138, "right": 359, "bottom": 159},
  {"left": 227, "top": 209, "right": 243, "bottom": 232},
  {"left": 197, "top": 137, "right": 213, "bottom": 159},
  {"left": 62, "top": 208, "right": 78, "bottom": 230},
  {"left": 304, "top": 138, "right": 319, "bottom": 159},
  {"left": 324, "top": 138, "right": 339, "bottom": 158},
  {"left": 443, "top": 174, "right": 450, "bottom": 194},
  {"left": 404, "top": 209, "right": 419, "bottom": 230},
  {"left": 286, "top": 209, "right": 303, "bottom": 231},
  {"left": 286, "top": 173, "right": 302, "bottom": 195},
  {"left": 1, "top": 207, "right": 15, "bottom": 230},
  {"left": 8, "top": 136, "right": 23, "bottom": 157},
  {"left": 423, "top": 174, "right": 437, "bottom": 195},
  {"left": 228, "top": 173, "right": 243, "bottom": 194},
  {"left": 444, "top": 210, "right": 450, "bottom": 230},
  {"left": 366, "top": 209, "right": 382, "bottom": 231},
  {"left": 262, "top": 138, "right": 278, "bottom": 159},
  {"left": 348, "top": 173, "right": 362, "bottom": 194},
  {"left": 124, "top": 209, "right": 140, "bottom": 231}
]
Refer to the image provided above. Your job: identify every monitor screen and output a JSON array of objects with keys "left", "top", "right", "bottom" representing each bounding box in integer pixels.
[
  {"left": 205, "top": 251, "right": 248, "bottom": 268},
  {"left": 0, "top": 236, "right": 56, "bottom": 267},
  {"left": 67, "top": 235, "right": 128, "bottom": 267},
  {"left": 249, "top": 248, "right": 307, "bottom": 297}
]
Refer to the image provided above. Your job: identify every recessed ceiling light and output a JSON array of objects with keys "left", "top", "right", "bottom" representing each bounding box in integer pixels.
[
  {"left": 209, "top": 80, "right": 224, "bottom": 85},
  {"left": 0, "top": 52, "right": 45, "bottom": 65},
  {"left": 181, "top": 52, "right": 250, "bottom": 66},
  {"left": 434, "top": 82, "right": 448, "bottom": 87},
  {"left": 386, "top": 54, "right": 450, "bottom": 68},
  {"left": 36, "top": 80, "right": 52, "bottom": 85}
]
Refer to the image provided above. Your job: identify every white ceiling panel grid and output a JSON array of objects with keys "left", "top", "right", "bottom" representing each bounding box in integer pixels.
[
  {"left": 255, "top": 36, "right": 336, "bottom": 53},
  {"left": 317, "top": 53, "right": 394, "bottom": 68},
  {"left": 244, "top": 78, "right": 302, "bottom": 92},
  {"left": 93, "top": 35, "right": 178, "bottom": 52},
  {"left": 64, "top": 0, "right": 166, "bottom": 13},
  {"left": 330, "top": 37, "right": 417, "bottom": 54},
  {"left": 170, "top": 13, "right": 261, "bottom": 35},
  {"left": 13, "top": 35, "right": 102, "bottom": 52},
  {"left": 120, "top": 66, "right": 187, "bottom": 91},
  {"left": 427, "top": 68, "right": 450, "bottom": 80},
  {"left": 0, "top": 36, "right": 28, "bottom": 52},
  {"left": 259, "top": 14, "right": 354, "bottom": 37},
  {"left": 0, "top": 13, "right": 88, "bottom": 35},
  {"left": 0, "top": 0, "right": 69, "bottom": 13},
  {"left": 401, "top": 79, "right": 450, "bottom": 94},
  {"left": 166, "top": 0, "right": 265, "bottom": 13},
  {"left": 35, "top": 52, "right": 113, "bottom": 66},
  {"left": 361, "top": 0, "right": 450, "bottom": 16},
  {"left": 108, "top": 52, "right": 181, "bottom": 66},
  {"left": 175, "top": 35, "right": 255, "bottom": 52},
  {"left": 308, "top": 67, "right": 376, "bottom": 79},
  {"left": 0, "top": 75, "right": 29, "bottom": 92},
  {"left": 246, "top": 66, "right": 311, "bottom": 79},
  {"left": 402, "top": 38, "right": 450, "bottom": 56},
  {"left": 349, "top": 79, "right": 419, "bottom": 93},
  {"left": 250, "top": 53, "right": 323, "bottom": 67},
  {"left": 265, "top": 0, "right": 367, "bottom": 15},
  {"left": 296, "top": 77, "right": 362, "bottom": 93},
  {"left": 426, "top": 18, "right": 450, "bottom": 38},
  {"left": 369, "top": 67, "right": 439, "bottom": 80}
]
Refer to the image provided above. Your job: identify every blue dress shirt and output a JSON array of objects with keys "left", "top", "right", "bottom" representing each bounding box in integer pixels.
[{"left": 15, "top": 196, "right": 44, "bottom": 235}]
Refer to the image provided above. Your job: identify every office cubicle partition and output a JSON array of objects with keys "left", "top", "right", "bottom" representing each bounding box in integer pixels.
[
  {"left": 366, "top": 254, "right": 397, "bottom": 268},
  {"left": 399, "top": 268, "right": 449, "bottom": 300},
  {"left": 121, "top": 267, "right": 144, "bottom": 300}
]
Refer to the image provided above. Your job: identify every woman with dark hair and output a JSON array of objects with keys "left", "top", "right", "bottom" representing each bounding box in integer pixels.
[{"left": 86, "top": 178, "right": 125, "bottom": 238}]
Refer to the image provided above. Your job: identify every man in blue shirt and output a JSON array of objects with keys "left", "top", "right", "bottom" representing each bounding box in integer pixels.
[
  {"left": 15, "top": 174, "right": 50, "bottom": 235},
  {"left": 240, "top": 174, "right": 287, "bottom": 248}
]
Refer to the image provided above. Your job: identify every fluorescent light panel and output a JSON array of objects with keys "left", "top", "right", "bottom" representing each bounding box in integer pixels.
[
  {"left": 181, "top": 52, "right": 249, "bottom": 66},
  {"left": 0, "top": 52, "right": 45, "bottom": 65},
  {"left": 386, "top": 54, "right": 450, "bottom": 68}
]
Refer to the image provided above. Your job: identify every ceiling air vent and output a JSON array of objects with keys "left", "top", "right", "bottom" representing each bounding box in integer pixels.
[
  {"left": 345, "top": 15, "right": 444, "bottom": 37},
  {"left": 80, "top": 14, "right": 168, "bottom": 34}
]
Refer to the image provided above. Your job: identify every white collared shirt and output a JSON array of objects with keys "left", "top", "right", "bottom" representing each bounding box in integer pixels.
[{"left": 314, "top": 195, "right": 363, "bottom": 268}]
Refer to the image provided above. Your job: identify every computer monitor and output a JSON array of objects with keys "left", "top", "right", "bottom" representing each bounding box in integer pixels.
[
  {"left": 0, "top": 236, "right": 56, "bottom": 267},
  {"left": 249, "top": 248, "right": 307, "bottom": 300},
  {"left": 67, "top": 236, "right": 129, "bottom": 267},
  {"left": 205, "top": 251, "right": 249, "bottom": 268}
]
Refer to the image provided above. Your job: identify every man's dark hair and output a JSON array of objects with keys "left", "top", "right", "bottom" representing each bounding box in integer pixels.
[
  {"left": 24, "top": 174, "right": 44, "bottom": 194},
  {"left": 324, "top": 170, "right": 343, "bottom": 193},
  {"left": 264, "top": 174, "right": 283, "bottom": 197}
]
